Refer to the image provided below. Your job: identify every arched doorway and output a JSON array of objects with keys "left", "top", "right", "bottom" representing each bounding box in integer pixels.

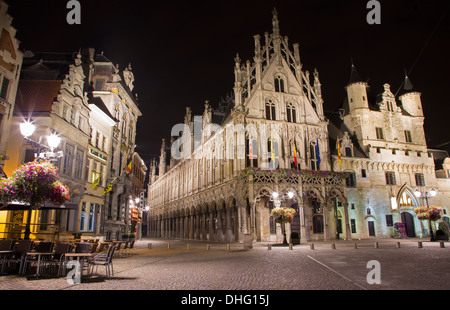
[
  {"left": 291, "top": 203, "right": 300, "bottom": 237},
  {"left": 401, "top": 212, "right": 415, "bottom": 237}
]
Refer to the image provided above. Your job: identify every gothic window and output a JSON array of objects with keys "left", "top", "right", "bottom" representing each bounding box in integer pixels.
[
  {"left": 286, "top": 103, "right": 296, "bottom": 123},
  {"left": 0, "top": 76, "right": 10, "bottom": 99},
  {"left": 345, "top": 147, "right": 352, "bottom": 157},
  {"left": 274, "top": 75, "right": 285, "bottom": 93},
  {"left": 310, "top": 143, "right": 318, "bottom": 171},
  {"left": 265, "top": 99, "right": 276, "bottom": 120},
  {"left": 267, "top": 137, "right": 279, "bottom": 169}
]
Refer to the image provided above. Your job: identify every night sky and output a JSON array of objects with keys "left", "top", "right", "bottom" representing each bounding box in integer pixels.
[{"left": 6, "top": 0, "right": 450, "bottom": 166}]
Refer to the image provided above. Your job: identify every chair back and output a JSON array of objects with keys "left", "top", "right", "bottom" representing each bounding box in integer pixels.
[
  {"left": 129, "top": 240, "right": 135, "bottom": 249},
  {"left": 75, "top": 242, "right": 91, "bottom": 253},
  {"left": 53, "top": 243, "right": 72, "bottom": 259},
  {"left": 90, "top": 243, "right": 99, "bottom": 253},
  {"left": 13, "top": 240, "right": 33, "bottom": 257},
  {"left": 36, "top": 241, "right": 54, "bottom": 253},
  {"left": 0, "top": 239, "right": 14, "bottom": 251},
  {"left": 107, "top": 245, "right": 116, "bottom": 263}
]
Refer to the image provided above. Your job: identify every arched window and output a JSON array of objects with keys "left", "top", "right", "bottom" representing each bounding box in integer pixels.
[
  {"left": 265, "top": 99, "right": 276, "bottom": 120},
  {"left": 286, "top": 103, "right": 296, "bottom": 123},
  {"left": 274, "top": 75, "right": 285, "bottom": 93}
]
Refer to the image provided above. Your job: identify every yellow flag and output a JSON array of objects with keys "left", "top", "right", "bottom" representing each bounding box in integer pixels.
[
  {"left": 102, "top": 177, "right": 117, "bottom": 194},
  {"left": 337, "top": 139, "right": 342, "bottom": 167},
  {"left": 91, "top": 173, "right": 102, "bottom": 190}
]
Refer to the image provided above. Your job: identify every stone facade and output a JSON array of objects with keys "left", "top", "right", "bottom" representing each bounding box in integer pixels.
[
  {"left": 147, "top": 11, "right": 349, "bottom": 243},
  {"left": 0, "top": 1, "right": 23, "bottom": 171},
  {"left": 147, "top": 10, "right": 450, "bottom": 243}
]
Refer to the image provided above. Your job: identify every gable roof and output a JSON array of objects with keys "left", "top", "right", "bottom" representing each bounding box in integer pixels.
[{"left": 15, "top": 80, "right": 62, "bottom": 114}]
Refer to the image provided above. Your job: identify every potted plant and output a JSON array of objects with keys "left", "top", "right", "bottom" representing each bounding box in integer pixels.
[
  {"left": 290, "top": 232, "right": 300, "bottom": 245},
  {"left": 122, "top": 234, "right": 129, "bottom": 241},
  {"left": 270, "top": 207, "right": 296, "bottom": 245},
  {"left": 128, "top": 233, "right": 136, "bottom": 241}
]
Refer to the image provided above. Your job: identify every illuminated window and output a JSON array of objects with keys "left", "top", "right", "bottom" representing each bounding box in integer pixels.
[
  {"left": 265, "top": 99, "right": 276, "bottom": 120},
  {"left": 274, "top": 75, "right": 285, "bottom": 93}
]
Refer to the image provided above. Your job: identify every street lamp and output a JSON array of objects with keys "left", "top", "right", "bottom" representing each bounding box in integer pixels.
[
  {"left": 20, "top": 121, "right": 63, "bottom": 162},
  {"left": 415, "top": 188, "right": 438, "bottom": 241}
]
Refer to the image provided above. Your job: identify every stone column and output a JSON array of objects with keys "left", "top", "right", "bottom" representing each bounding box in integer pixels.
[
  {"left": 209, "top": 211, "right": 214, "bottom": 241},
  {"left": 343, "top": 202, "right": 351, "bottom": 241},
  {"left": 299, "top": 205, "right": 308, "bottom": 243},
  {"left": 217, "top": 209, "right": 224, "bottom": 241},
  {"left": 323, "top": 206, "right": 329, "bottom": 241},
  {"left": 225, "top": 208, "right": 233, "bottom": 242}
]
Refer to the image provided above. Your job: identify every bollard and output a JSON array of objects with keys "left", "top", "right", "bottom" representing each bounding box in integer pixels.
[
  {"left": 331, "top": 243, "right": 336, "bottom": 250},
  {"left": 354, "top": 242, "right": 358, "bottom": 249},
  {"left": 148, "top": 243, "right": 152, "bottom": 249},
  {"left": 440, "top": 241, "right": 445, "bottom": 248},
  {"left": 226, "top": 244, "right": 231, "bottom": 251},
  {"left": 186, "top": 244, "right": 190, "bottom": 251},
  {"left": 418, "top": 241, "right": 423, "bottom": 248},
  {"left": 289, "top": 243, "right": 293, "bottom": 250},
  {"left": 167, "top": 243, "right": 170, "bottom": 249},
  {"left": 267, "top": 244, "right": 272, "bottom": 250},
  {"left": 396, "top": 242, "right": 401, "bottom": 248},
  {"left": 375, "top": 242, "right": 379, "bottom": 249},
  {"left": 310, "top": 243, "right": 314, "bottom": 250},
  {"left": 206, "top": 244, "right": 211, "bottom": 251}
]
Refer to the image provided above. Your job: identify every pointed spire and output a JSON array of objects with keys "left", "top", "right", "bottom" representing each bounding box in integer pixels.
[
  {"left": 397, "top": 70, "right": 414, "bottom": 97},
  {"left": 348, "top": 59, "right": 362, "bottom": 85},
  {"left": 272, "top": 7, "right": 280, "bottom": 38},
  {"left": 404, "top": 71, "right": 414, "bottom": 92}
]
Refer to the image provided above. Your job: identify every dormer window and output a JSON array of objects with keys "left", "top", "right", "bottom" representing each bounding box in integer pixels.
[{"left": 274, "top": 75, "right": 285, "bottom": 93}]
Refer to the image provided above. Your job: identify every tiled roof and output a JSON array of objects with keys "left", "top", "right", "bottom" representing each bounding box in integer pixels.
[{"left": 15, "top": 80, "right": 62, "bottom": 113}]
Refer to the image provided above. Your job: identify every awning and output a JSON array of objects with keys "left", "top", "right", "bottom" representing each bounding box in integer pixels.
[{"left": 0, "top": 202, "right": 79, "bottom": 211}]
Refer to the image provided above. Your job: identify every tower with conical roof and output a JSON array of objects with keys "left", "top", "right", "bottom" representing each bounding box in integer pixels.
[
  {"left": 398, "top": 73, "right": 423, "bottom": 117},
  {"left": 345, "top": 62, "right": 369, "bottom": 113}
]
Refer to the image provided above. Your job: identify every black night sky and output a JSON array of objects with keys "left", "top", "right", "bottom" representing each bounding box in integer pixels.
[{"left": 6, "top": 0, "right": 450, "bottom": 166}]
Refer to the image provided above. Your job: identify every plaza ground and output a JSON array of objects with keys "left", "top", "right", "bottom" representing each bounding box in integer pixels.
[{"left": 0, "top": 237, "right": 448, "bottom": 293}]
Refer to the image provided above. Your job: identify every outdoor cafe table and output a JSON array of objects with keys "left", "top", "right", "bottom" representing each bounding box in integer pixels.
[
  {"left": 64, "top": 253, "right": 93, "bottom": 283},
  {"left": 24, "top": 252, "right": 54, "bottom": 280},
  {"left": 0, "top": 250, "right": 12, "bottom": 274}
]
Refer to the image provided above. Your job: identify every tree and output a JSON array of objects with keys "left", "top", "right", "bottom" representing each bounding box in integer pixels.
[
  {"left": 271, "top": 207, "right": 297, "bottom": 245},
  {"left": 414, "top": 206, "right": 442, "bottom": 241},
  {"left": 0, "top": 161, "right": 70, "bottom": 240}
]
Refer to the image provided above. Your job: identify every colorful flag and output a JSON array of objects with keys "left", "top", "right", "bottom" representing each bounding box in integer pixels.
[
  {"left": 91, "top": 173, "right": 102, "bottom": 190},
  {"left": 337, "top": 138, "right": 342, "bottom": 166},
  {"left": 293, "top": 139, "right": 298, "bottom": 168},
  {"left": 316, "top": 137, "right": 321, "bottom": 168},
  {"left": 102, "top": 177, "right": 117, "bottom": 195},
  {"left": 126, "top": 156, "right": 133, "bottom": 174}
]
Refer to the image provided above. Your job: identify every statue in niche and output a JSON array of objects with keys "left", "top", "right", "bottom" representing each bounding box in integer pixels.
[{"left": 123, "top": 63, "right": 135, "bottom": 91}]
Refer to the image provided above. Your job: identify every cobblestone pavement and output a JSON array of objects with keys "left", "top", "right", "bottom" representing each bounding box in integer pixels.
[{"left": 0, "top": 238, "right": 448, "bottom": 292}]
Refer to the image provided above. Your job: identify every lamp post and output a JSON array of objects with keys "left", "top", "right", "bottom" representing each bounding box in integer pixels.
[
  {"left": 272, "top": 191, "right": 294, "bottom": 246},
  {"left": 415, "top": 188, "right": 437, "bottom": 241},
  {"left": 20, "top": 121, "right": 63, "bottom": 162},
  {"left": 20, "top": 121, "right": 63, "bottom": 240}
]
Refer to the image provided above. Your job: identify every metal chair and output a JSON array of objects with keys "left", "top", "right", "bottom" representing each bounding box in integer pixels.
[
  {"left": 0, "top": 240, "right": 15, "bottom": 273},
  {"left": 21, "top": 241, "right": 54, "bottom": 275},
  {"left": 89, "top": 245, "right": 116, "bottom": 279},
  {"left": 75, "top": 242, "right": 91, "bottom": 253},
  {"left": 47, "top": 242, "right": 73, "bottom": 276},
  {"left": 5, "top": 240, "right": 33, "bottom": 274}
]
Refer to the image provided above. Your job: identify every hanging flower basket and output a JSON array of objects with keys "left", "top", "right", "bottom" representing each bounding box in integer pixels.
[
  {"left": 414, "top": 206, "right": 442, "bottom": 221},
  {"left": 271, "top": 207, "right": 296, "bottom": 224},
  {"left": 0, "top": 161, "right": 70, "bottom": 206}
]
